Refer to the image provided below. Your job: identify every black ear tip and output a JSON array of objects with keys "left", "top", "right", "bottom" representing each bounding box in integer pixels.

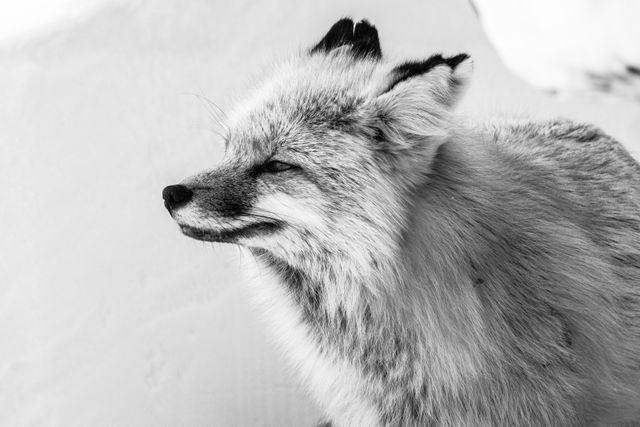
[
  {"left": 310, "top": 17, "right": 355, "bottom": 54},
  {"left": 333, "top": 17, "right": 355, "bottom": 30},
  {"left": 325, "top": 17, "right": 355, "bottom": 41},
  {"left": 384, "top": 53, "right": 471, "bottom": 93},
  {"left": 353, "top": 19, "right": 378, "bottom": 41},
  {"left": 328, "top": 17, "right": 355, "bottom": 38},
  {"left": 352, "top": 20, "right": 381, "bottom": 59},
  {"left": 445, "top": 53, "right": 470, "bottom": 69},
  {"left": 311, "top": 17, "right": 382, "bottom": 60},
  {"left": 354, "top": 19, "right": 376, "bottom": 33}
]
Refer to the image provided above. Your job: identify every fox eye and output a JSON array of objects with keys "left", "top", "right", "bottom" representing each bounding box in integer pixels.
[{"left": 261, "top": 160, "right": 297, "bottom": 173}]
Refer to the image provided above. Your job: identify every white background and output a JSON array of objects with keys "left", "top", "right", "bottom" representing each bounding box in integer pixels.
[{"left": 1, "top": 0, "right": 639, "bottom": 426}]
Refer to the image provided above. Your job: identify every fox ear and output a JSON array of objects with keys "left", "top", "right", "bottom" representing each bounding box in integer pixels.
[
  {"left": 369, "top": 54, "right": 472, "bottom": 144},
  {"left": 377, "top": 54, "right": 471, "bottom": 107},
  {"left": 371, "top": 54, "right": 473, "bottom": 147}
]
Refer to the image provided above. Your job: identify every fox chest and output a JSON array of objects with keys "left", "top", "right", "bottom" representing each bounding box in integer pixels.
[{"left": 242, "top": 255, "right": 380, "bottom": 426}]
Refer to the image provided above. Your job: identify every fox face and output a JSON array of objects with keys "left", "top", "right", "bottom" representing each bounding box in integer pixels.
[{"left": 163, "top": 19, "right": 472, "bottom": 267}]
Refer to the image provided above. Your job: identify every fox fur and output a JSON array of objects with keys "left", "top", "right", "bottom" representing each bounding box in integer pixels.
[{"left": 164, "top": 18, "right": 640, "bottom": 426}]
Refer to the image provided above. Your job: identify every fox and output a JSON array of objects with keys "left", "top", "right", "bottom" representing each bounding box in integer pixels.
[{"left": 163, "top": 18, "right": 640, "bottom": 426}]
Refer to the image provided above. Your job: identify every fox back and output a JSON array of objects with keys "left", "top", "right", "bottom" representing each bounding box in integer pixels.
[{"left": 163, "top": 19, "right": 640, "bottom": 426}]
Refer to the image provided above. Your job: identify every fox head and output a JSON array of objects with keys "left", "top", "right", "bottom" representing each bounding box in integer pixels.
[{"left": 163, "top": 18, "right": 472, "bottom": 270}]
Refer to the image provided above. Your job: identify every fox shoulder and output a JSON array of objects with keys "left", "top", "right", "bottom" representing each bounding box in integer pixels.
[{"left": 484, "top": 119, "right": 640, "bottom": 182}]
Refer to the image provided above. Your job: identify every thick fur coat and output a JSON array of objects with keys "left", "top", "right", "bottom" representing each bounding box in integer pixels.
[{"left": 164, "top": 18, "right": 640, "bottom": 426}]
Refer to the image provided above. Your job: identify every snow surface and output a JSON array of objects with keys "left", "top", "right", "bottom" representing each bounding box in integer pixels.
[
  {"left": 1, "top": 0, "right": 639, "bottom": 426},
  {"left": 473, "top": 0, "right": 640, "bottom": 99}
]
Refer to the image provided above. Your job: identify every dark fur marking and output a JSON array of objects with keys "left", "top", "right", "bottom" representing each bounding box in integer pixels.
[
  {"left": 470, "top": 260, "right": 485, "bottom": 286},
  {"left": 351, "top": 20, "right": 382, "bottom": 59},
  {"left": 627, "top": 65, "right": 640, "bottom": 75},
  {"left": 371, "top": 126, "right": 386, "bottom": 144},
  {"left": 336, "top": 306, "right": 349, "bottom": 332},
  {"left": 363, "top": 305, "right": 373, "bottom": 324},
  {"left": 252, "top": 251, "right": 336, "bottom": 333},
  {"left": 549, "top": 306, "right": 573, "bottom": 348},
  {"left": 192, "top": 169, "right": 257, "bottom": 217},
  {"left": 252, "top": 251, "right": 425, "bottom": 419},
  {"left": 384, "top": 53, "right": 469, "bottom": 93},
  {"left": 290, "top": 269, "right": 327, "bottom": 326},
  {"left": 310, "top": 18, "right": 382, "bottom": 60},
  {"left": 179, "top": 221, "right": 280, "bottom": 243},
  {"left": 612, "top": 252, "right": 640, "bottom": 269},
  {"left": 310, "top": 18, "right": 354, "bottom": 54}
]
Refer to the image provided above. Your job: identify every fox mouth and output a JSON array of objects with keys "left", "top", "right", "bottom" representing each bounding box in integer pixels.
[{"left": 179, "top": 221, "right": 281, "bottom": 243}]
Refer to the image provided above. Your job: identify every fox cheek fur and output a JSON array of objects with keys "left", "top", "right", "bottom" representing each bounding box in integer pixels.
[{"left": 164, "top": 18, "right": 640, "bottom": 426}]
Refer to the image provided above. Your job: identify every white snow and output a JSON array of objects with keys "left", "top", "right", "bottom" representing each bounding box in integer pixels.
[
  {"left": 473, "top": 0, "right": 640, "bottom": 99},
  {"left": 0, "top": 0, "right": 128, "bottom": 47},
  {"left": 1, "top": 0, "right": 639, "bottom": 426}
]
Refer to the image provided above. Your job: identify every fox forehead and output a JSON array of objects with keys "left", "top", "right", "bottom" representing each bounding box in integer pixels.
[{"left": 225, "top": 54, "right": 386, "bottom": 161}]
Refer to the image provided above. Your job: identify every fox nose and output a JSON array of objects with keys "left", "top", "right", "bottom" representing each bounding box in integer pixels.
[{"left": 162, "top": 184, "right": 193, "bottom": 212}]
